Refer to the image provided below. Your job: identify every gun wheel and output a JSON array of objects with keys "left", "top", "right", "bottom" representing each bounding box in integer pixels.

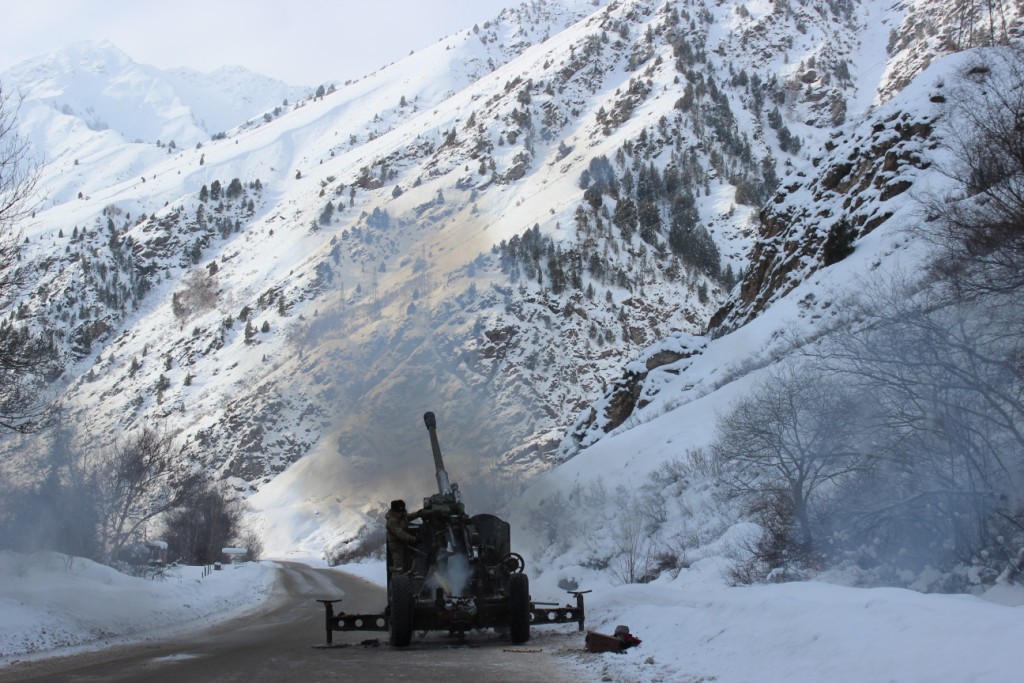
[
  {"left": 389, "top": 574, "right": 413, "bottom": 647},
  {"left": 508, "top": 572, "right": 531, "bottom": 644},
  {"left": 503, "top": 552, "right": 526, "bottom": 574}
]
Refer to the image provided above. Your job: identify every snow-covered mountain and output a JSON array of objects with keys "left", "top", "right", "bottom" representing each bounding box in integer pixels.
[
  {"left": 1, "top": 0, "right": 1021, "bottom": 562},
  {"left": 3, "top": 40, "right": 308, "bottom": 154}
]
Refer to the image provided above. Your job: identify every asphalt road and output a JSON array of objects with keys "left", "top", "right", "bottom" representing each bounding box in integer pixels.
[{"left": 0, "top": 563, "right": 587, "bottom": 683}]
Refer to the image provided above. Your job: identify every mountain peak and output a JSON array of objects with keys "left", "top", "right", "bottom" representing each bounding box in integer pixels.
[{"left": 2, "top": 40, "right": 306, "bottom": 149}]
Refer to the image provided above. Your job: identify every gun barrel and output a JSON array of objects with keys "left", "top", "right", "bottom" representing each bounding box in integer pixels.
[{"left": 423, "top": 412, "right": 452, "bottom": 495}]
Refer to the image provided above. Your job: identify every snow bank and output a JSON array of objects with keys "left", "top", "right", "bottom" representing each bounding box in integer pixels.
[
  {"left": 572, "top": 567, "right": 1024, "bottom": 683},
  {"left": 334, "top": 559, "right": 387, "bottom": 587},
  {"left": 2, "top": 550, "right": 1021, "bottom": 682},
  {"left": 0, "top": 551, "right": 276, "bottom": 662}
]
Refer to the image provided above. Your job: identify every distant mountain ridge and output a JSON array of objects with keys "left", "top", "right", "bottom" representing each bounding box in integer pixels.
[{"left": 2, "top": 40, "right": 309, "bottom": 148}]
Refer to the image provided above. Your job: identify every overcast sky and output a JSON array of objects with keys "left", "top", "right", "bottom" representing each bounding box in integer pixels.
[{"left": 1, "top": 0, "right": 519, "bottom": 86}]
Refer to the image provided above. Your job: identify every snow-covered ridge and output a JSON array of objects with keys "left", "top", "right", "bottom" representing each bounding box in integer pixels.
[
  {"left": 2, "top": 0, "right": 1018, "bottom": 559},
  {"left": 2, "top": 40, "right": 308, "bottom": 148},
  {"left": 710, "top": 62, "right": 946, "bottom": 333},
  {"left": 555, "top": 45, "right": 968, "bottom": 460},
  {"left": 879, "top": 0, "right": 1024, "bottom": 103}
]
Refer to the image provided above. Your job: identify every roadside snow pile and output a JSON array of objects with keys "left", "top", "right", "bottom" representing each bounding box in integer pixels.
[
  {"left": 568, "top": 561, "right": 1024, "bottom": 683},
  {"left": 333, "top": 553, "right": 1024, "bottom": 681},
  {"left": 334, "top": 559, "right": 387, "bottom": 587},
  {"left": 0, "top": 551, "right": 276, "bottom": 661}
]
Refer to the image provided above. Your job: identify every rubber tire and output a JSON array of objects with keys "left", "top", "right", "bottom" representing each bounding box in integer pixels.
[
  {"left": 508, "top": 572, "right": 531, "bottom": 644},
  {"left": 389, "top": 574, "right": 413, "bottom": 647}
]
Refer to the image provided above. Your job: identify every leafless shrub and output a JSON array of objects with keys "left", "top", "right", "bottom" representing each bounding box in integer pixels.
[
  {"left": 171, "top": 268, "right": 219, "bottom": 321},
  {"left": 649, "top": 448, "right": 721, "bottom": 487},
  {"left": 650, "top": 532, "right": 692, "bottom": 578},
  {"left": 921, "top": 45, "right": 1024, "bottom": 300},
  {"left": 237, "top": 529, "right": 264, "bottom": 562},
  {"left": 579, "top": 552, "right": 612, "bottom": 571},
  {"left": 608, "top": 487, "right": 656, "bottom": 584},
  {"left": 609, "top": 517, "right": 652, "bottom": 584},
  {"left": 637, "top": 487, "right": 668, "bottom": 533},
  {"left": 722, "top": 533, "right": 762, "bottom": 586}
]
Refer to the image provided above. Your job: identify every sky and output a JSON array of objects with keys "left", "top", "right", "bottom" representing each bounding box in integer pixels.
[{"left": 0, "top": 0, "right": 519, "bottom": 86}]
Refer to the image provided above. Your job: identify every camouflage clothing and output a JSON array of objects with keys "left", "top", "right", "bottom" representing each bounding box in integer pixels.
[{"left": 386, "top": 507, "right": 419, "bottom": 573}]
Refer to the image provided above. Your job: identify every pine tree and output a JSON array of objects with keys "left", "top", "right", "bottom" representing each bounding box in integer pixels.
[
  {"left": 320, "top": 201, "right": 334, "bottom": 225},
  {"left": 822, "top": 218, "right": 857, "bottom": 265},
  {"left": 613, "top": 197, "right": 638, "bottom": 241},
  {"left": 226, "top": 178, "right": 243, "bottom": 199}
]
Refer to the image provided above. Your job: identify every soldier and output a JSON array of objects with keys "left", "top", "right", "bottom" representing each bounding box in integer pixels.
[{"left": 386, "top": 499, "right": 420, "bottom": 574}]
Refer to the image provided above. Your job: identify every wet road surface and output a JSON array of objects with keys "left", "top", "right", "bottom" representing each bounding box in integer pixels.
[{"left": 0, "top": 562, "right": 586, "bottom": 682}]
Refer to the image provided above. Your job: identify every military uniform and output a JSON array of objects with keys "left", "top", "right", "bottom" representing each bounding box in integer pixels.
[{"left": 386, "top": 500, "right": 420, "bottom": 574}]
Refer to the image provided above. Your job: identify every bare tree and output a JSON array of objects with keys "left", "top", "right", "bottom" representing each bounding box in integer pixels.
[
  {"left": 813, "top": 280, "right": 1024, "bottom": 573},
  {"left": 712, "top": 363, "right": 872, "bottom": 558},
  {"left": 0, "top": 84, "right": 51, "bottom": 433},
  {"left": 96, "top": 429, "right": 199, "bottom": 561},
  {"left": 236, "top": 529, "right": 264, "bottom": 562},
  {"left": 608, "top": 487, "right": 654, "bottom": 584},
  {"left": 161, "top": 483, "right": 243, "bottom": 565},
  {"left": 796, "top": 46, "right": 1024, "bottom": 583},
  {"left": 0, "top": 86, "right": 39, "bottom": 247},
  {"left": 922, "top": 46, "right": 1024, "bottom": 300}
]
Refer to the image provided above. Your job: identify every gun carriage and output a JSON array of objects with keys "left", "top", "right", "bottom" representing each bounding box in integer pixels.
[{"left": 317, "top": 412, "right": 588, "bottom": 647}]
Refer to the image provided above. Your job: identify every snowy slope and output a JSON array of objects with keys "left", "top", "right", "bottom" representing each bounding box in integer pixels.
[
  {"left": 532, "top": 47, "right": 965, "bottom": 551},
  {"left": 2, "top": 40, "right": 308, "bottom": 150},
  {"left": 496, "top": 46, "right": 1024, "bottom": 682},
  {"left": 2, "top": 3, "right": 1024, "bottom": 680},
  {"left": 2, "top": 0, "right": 1022, "bottom": 574}
]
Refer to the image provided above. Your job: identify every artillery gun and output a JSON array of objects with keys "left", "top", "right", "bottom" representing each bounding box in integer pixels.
[{"left": 317, "top": 412, "right": 588, "bottom": 647}]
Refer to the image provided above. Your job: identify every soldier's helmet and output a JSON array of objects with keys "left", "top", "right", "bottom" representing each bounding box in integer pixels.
[{"left": 391, "top": 499, "right": 407, "bottom": 512}]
